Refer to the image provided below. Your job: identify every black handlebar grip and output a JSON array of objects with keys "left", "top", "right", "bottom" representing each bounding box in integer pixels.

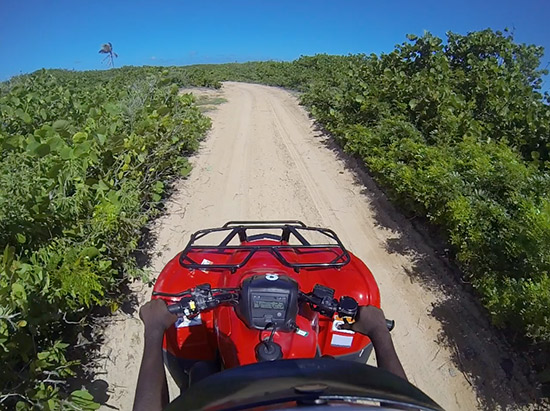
[
  {"left": 167, "top": 302, "right": 183, "bottom": 315},
  {"left": 386, "top": 319, "right": 395, "bottom": 332}
]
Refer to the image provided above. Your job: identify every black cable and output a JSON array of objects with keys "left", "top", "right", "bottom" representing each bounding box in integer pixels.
[
  {"left": 266, "top": 326, "right": 277, "bottom": 345},
  {"left": 259, "top": 322, "right": 276, "bottom": 346}
]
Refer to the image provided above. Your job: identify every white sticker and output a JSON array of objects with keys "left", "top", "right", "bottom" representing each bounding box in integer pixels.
[
  {"left": 330, "top": 334, "right": 354, "bottom": 347},
  {"left": 295, "top": 328, "right": 309, "bottom": 337},
  {"left": 332, "top": 319, "right": 355, "bottom": 335},
  {"left": 175, "top": 314, "right": 202, "bottom": 328},
  {"left": 200, "top": 259, "right": 213, "bottom": 273}
]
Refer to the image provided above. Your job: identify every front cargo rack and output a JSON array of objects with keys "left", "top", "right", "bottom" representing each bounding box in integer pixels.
[{"left": 178, "top": 221, "right": 350, "bottom": 273}]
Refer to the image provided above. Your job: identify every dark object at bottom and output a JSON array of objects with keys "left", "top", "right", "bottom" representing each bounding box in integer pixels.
[{"left": 166, "top": 358, "right": 443, "bottom": 410}]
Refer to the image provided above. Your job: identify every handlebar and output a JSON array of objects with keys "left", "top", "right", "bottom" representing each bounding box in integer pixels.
[
  {"left": 167, "top": 299, "right": 190, "bottom": 315},
  {"left": 163, "top": 283, "right": 394, "bottom": 332},
  {"left": 165, "top": 284, "right": 239, "bottom": 317}
]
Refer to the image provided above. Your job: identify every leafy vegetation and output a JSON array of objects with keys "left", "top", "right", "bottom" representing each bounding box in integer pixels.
[
  {"left": 0, "top": 67, "right": 210, "bottom": 408},
  {"left": 296, "top": 30, "right": 550, "bottom": 344},
  {"left": 171, "top": 30, "right": 550, "bottom": 346}
]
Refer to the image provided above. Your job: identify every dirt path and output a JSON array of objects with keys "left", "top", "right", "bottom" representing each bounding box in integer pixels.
[{"left": 97, "top": 82, "right": 533, "bottom": 410}]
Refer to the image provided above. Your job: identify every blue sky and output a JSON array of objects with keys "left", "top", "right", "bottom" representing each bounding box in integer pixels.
[{"left": 1, "top": 0, "right": 549, "bottom": 83}]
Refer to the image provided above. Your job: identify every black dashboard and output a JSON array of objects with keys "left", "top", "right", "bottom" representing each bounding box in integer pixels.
[{"left": 237, "top": 274, "right": 299, "bottom": 330}]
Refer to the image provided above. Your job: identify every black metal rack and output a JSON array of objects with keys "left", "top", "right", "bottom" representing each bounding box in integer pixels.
[{"left": 178, "top": 221, "right": 350, "bottom": 273}]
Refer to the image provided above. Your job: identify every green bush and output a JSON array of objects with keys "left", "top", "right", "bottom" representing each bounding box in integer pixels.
[
  {"left": 4, "top": 29, "right": 547, "bottom": 405},
  {"left": 0, "top": 67, "right": 210, "bottom": 408},
  {"left": 292, "top": 30, "right": 550, "bottom": 343}
]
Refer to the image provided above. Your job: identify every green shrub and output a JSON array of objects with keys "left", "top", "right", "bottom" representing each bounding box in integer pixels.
[
  {"left": 0, "top": 67, "right": 210, "bottom": 408},
  {"left": 293, "top": 30, "right": 550, "bottom": 343}
]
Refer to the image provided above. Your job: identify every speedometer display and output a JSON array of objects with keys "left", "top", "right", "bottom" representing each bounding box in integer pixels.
[{"left": 254, "top": 300, "right": 285, "bottom": 310}]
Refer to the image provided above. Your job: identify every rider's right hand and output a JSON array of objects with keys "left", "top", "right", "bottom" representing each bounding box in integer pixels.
[{"left": 338, "top": 305, "right": 389, "bottom": 338}]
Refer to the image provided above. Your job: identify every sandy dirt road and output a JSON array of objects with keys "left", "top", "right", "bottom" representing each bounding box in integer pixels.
[{"left": 97, "top": 82, "right": 533, "bottom": 410}]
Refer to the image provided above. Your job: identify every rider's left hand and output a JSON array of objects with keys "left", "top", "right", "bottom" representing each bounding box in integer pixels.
[{"left": 139, "top": 299, "right": 178, "bottom": 336}]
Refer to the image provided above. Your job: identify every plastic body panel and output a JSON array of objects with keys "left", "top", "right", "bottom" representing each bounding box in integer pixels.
[{"left": 153, "top": 239, "right": 380, "bottom": 368}]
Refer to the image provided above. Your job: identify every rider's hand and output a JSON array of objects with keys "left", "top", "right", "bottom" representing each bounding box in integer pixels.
[
  {"left": 341, "top": 306, "right": 407, "bottom": 380},
  {"left": 338, "top": 305, "right": 388, "bottom": 338},
  {"left": 139, "top": 299, "right": 178, "bottom": 337}
]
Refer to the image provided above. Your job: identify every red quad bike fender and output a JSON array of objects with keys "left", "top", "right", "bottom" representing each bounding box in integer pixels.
[{"left": 152, "top": 222, "right": 381, "bottom": 370}]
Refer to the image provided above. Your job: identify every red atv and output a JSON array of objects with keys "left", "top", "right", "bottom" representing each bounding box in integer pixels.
[{"left": 152, "top": 221, "right": 393, "bottom": 389}]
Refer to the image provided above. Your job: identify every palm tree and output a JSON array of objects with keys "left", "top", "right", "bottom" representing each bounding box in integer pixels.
[{"left": 99, "top": 43, "right": 118, "bottom": 68}]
